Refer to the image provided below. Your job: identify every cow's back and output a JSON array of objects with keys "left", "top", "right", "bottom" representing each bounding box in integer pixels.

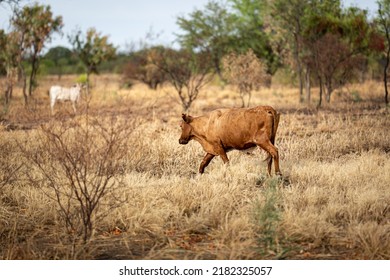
[
  {"left": 49, "top": 86, "right": 61, "bottom": 98},
  {"left": 206, "top": 106, "right": 277, "bottom": 150}
]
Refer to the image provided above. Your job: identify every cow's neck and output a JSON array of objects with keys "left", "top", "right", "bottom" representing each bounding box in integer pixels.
[
  {"left": 191, "top": 116, "right": 209, "bottom": 143},
  {"left": 190, "top": 116, "right": 218, "bottom": 155}
]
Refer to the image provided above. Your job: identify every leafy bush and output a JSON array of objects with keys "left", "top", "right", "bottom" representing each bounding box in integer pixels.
[{"left": 76, "top": 73, "right": 88, "bottom": 84}]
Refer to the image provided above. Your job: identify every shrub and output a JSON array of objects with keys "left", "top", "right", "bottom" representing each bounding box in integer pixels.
[
  {"left": 20, "top": 115, "right": 133, "bottom": 244},
  {"left": 223, "top": 49, "right": 268, "bottom": 107},
  {"left": 123, "top": 48, "right": 167, "bottom": 90},
  {"left": 76, "top": 73, "right": 88, "bottom": 84},
  {"left": 254, "top": 178, "right": 290, "bottom": 258},
  {"left": 151, "top": 47, "right": 214, "bottom": 111}
]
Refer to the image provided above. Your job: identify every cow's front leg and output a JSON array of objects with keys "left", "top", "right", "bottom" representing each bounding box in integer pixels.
[{"left": 199, "top": 153, "right": 215, "bottom": 173}]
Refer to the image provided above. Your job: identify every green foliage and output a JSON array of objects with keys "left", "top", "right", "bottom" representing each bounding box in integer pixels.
[
  {"left": 351, "top": 90, "right": 362, "bottom": 102},
  {"left": 43, "top": 46, "right": 71, "bottom": 75},
  {"left": 176, "top": 0, "right": 278, "bottom": 77},
  {"left": 12, "top": 3, "right": 63, "bottom": 98},
  {"left": 176, "top": 0, "right": 237, "bottom": 80},
  {"left": 69, "top": 28, "right": 116, "bottom": 76},
  {"left": 254, "top": 177, "right": 289, "bottom": 259},
  {"left": 76, "top": 73, "right": 88, "bottom": 84},
  {"left": 123, "top": 47, "right": 167, "bottom": 89},
  {"left": 69, "top": 28, "right": 116, "bottom": 93},
  {"left": 0, "top": 0, "right": 386, "bottom": 108},
  {"left": 228, "top": 0, "right": 279, "bottom": 74},
  {"left": 1, "top": 30, "right": 26, "bottom": 104},
  {"left": 301, "top": 2, "right": 380, "bottom": 105},
  {"left": 98, "top": 52, "right": 131, "bottom": 74}
]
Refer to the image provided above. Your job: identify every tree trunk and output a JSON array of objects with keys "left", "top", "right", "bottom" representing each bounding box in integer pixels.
[
  {"left": 305, "top": 67, "right": 311, "bottom": 105},
  {"left": 21, "top": 67, "right": 28, "bottom": 106},
  {"left": 293, "top": 23, "right": 304, "bottom": 103},
  {"left": 28, "top": 54, "right": 39, "bottom": 96},
  {"left": 4, "top": 70, "right": 14, "bottom": 105},
  {"left": 4, "top": 84, "right": 12, "bottom": 105},
  {"left": 213, "top": 54, "right": 225, "bottom": 86},
  {"left": 384, "top": 46, "right": 390, "bottom": 105},
  {"left": 86, "top": 71, "right": 90, "bottom": 95},
  {"left": 379, "top": 6, "right": 390, "bottom": 106},
  {"left": 317, "top": 75, "right": 323, "bottom": 109},
  {"left": 326, "top": 83, "right": 332, "bottom": 103},
  {"left": 28, "top": 68, "right": 34, "bottom": 97},
  {"left": 297, "top": 62, "right": 304, "bottom": 103},
  {"left": 247, "top": 92, "right": 252, "bottom": 108}
]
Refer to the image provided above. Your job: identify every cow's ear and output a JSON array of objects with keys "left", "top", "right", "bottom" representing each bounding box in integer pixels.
[{"left": 182, "top": 114, "right": 193, "bottom": 123}]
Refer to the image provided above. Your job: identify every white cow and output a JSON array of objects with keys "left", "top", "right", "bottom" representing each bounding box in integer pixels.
[{"left": 50, "top": 84, "right": 83, "bottom": 115}]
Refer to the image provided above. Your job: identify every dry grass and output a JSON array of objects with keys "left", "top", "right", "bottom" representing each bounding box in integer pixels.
[{"left": 0, "top": 74, "right": 389, "bottom": 259}]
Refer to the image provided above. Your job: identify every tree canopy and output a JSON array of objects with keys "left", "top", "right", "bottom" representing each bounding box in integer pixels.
[
  {"left": 1, "top": 0, "right": 389, "bottom": 107},
  {"left": 69, "top": 28, "right": 116, "bottom": 93}
]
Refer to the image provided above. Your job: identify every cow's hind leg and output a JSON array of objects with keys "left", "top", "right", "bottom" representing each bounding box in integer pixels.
[
  {"left": 50, "top": 101, "right": 55, "bottom": 116},
  {"left": 214, "top": 147, "right": 229, "bottom": 164},
  {"left": 266, "top": 154, "right": 273, "bottom": 176},
  {"left": 199, "top": 153, "right": 215, "bottom": 174},
  {"left": 72, "top": 102, "right": 77, "bottom": 114},
  {"left": 256, "top": 139, "right": 281, "bottom": 176}
]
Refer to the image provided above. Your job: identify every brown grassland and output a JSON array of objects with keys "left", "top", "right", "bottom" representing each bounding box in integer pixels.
[{"left": 0, "top": 74, "right": 389, "bottom": 259}]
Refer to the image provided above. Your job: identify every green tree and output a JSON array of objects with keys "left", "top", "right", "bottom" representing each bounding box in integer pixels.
[
  {"left": 264, "top": 0, "right": 309, "bottom": 103},
  {"left": 377, "top": 0, "right": 390, "bottom": 105},
  {"left": 0, "top": 30, "right": 24, "bottom": 105},
  {"left": 123, "top": 47, "right": 167, "bottom": 89},
  {"left": 303, "top": 5, "right": 381, "bottom": 106},
  {"left": 300, "top": 0, "right": 342, "bottom": 105},
  {"left": 176, "top": 0, "right": 236, "bottom": 82},
  {"left": 228, "top": 0, "right": 278, "bottom": 74},
  {"left": 12, "top": 3, "right": 63, "bottom": 101},
  {"left": 43, "top": 46, "right": 73, "bottom": 80},
  {"left": 69, "top": 28, "right": 116, "bottom": 94}
]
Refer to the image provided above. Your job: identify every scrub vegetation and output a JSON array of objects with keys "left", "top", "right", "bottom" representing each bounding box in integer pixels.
[{"left": 0, "top": 75, "right": 388, "bottom": 259}]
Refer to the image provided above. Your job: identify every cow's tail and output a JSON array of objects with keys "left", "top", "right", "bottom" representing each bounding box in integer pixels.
[
  {"left": 264, "top": 109, "right": 280, "bottom": 162},
  {"left": 271, "top": 110, "right": 280, "bottom": 145}
]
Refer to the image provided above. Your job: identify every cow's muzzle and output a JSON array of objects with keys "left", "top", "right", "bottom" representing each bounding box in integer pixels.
[{"left": 179, "top": 139, "right": 189, "bottom": 145}]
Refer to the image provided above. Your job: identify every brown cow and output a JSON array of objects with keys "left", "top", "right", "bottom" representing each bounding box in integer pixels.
[{"left": 179, "top": 106, "right": 281, "bottom": 175}]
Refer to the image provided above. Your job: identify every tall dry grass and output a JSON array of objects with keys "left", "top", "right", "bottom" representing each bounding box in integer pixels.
[{"left": 0, "top": 74, "right": 389, "bottom": 259}]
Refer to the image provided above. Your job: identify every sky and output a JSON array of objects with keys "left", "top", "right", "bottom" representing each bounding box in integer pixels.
[{"left": 0, "top": 0, "right": 380, "bottom": 52}]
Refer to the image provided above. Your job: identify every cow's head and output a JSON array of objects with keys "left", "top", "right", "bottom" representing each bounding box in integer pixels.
[
  {"left": 73, "top": 83, "right": 87, "bottom": 90},
  {"left": 179, "top": 113, "right": 194, "bottom": 145}
]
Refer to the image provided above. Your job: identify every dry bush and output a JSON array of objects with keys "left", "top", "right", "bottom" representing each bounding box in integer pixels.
[
  {"left": 0, "top": 139, "right": 23, "bottom": 190},
  {"left": 123, "top": 49, "right": 167, "bottom": 90},
  {"left": 223, "top": 49, "right": 268, "bottom": 107},
  {"left": 151, "top": 48, "right": 214, "bottom": 111},
  {"left": 19, "top": 115, "right": 133, "bottom": 245}
]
